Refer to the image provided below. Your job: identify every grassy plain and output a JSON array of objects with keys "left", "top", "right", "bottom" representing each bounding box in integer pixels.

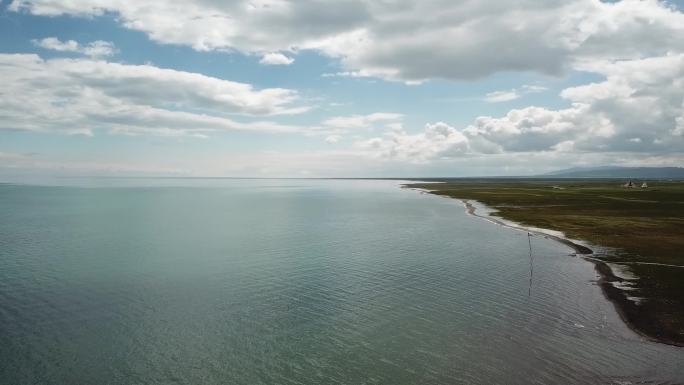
[{"left": 406, "top": 179, "right": 684, "bottom": 345}]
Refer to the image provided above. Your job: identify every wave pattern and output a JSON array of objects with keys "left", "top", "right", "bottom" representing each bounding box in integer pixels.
[{"left": 0, "top": 180, "right": 682, "bottom": 384}]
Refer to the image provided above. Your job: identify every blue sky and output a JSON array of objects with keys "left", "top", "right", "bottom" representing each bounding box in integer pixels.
[{"left": 1, "top": 0, "right": 683, "bottom": 178}]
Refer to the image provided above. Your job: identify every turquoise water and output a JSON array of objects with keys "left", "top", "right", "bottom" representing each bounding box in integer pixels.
[{"left": 0, "top": 179, "right": 682, "bottom": 384}]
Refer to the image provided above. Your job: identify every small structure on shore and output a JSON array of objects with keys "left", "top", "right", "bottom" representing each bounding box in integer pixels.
[
  {"left": 621, "top": 180, "right": 649, "bottom": 188},
  {"left": 623, "top": 180, "right": 636, "bottom": 188}
]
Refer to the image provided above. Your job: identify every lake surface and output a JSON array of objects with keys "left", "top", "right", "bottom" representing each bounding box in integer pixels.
[{"left": 1, "top": 179, "right": 682, "bottom": 384}]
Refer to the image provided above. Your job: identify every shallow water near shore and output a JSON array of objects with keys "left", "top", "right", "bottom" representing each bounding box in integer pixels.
[{"left": 1, "top": 179, "right": 682, "bottom": 384}]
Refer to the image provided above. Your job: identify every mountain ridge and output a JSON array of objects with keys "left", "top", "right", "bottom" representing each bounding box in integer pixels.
[{"left": 541, "top": 166, "right": 684, "bottom": 179}]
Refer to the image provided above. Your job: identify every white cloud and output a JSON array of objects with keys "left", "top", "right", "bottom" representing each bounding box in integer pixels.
[
  {"left": 359, "top": 54, "right": 684, "bottom": 161},
  {"left": 81, "top": 40, "right": 117, "bottom": 58},
  {"left": 484, "top": 90, "right": 520, "bottom": 103},
  {"left": 559, "top": 53, "right": 684, "bottom": 152},
  {"left": 32, "top": 37, "right": 117, "bottom": 58},
  {"left": 463, "top": 104, "right": 615, "bottom": 153},
  {"left": 358, "top": 122, "right": 469, "bottom": 162},
  {"left": 259, "top": 52, "right": 294, "bottom": 65},
  {"left": 324, "top": 0, "right": 684, "bottom": 82},
  {"left": 6, "top": 1, "right": 684, "bottom": 176},
  {"left": 0, "top": 54, "right": 308, "bottom": 136},
  {"left": 32, "top": 37, "right": 78, "bottom": 52},
  {"left": 11, "top": 0, "right": 684, "bottom": 81},
  {"left": 484, "top": 84, "right": 547, "bottom": 103}
]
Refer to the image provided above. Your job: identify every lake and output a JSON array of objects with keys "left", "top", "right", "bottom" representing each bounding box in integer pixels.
[{"left": 1, "top": 179, "right": 682, "bottom": 384}]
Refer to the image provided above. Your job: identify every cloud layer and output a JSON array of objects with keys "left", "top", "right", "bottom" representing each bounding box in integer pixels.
[
  {"left": 0, "top": 54, "right": 308, "bottom": 136},
  {"left": 3, "top": 0, "right": 684, "bottom": 176},
  {"left": 10, "top": 0, "right": 684, "bottom": 81},
  {"left": 359, "top": 54, "right": 684, "bottom": 161}
]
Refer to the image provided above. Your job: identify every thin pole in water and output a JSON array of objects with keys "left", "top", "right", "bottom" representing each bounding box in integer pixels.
[{"left": 528, "top": 232, "right": 534, "bottom": 297}]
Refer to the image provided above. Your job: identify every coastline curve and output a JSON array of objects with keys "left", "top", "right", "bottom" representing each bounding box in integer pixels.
[{"left": 408, "top": 186, "right": 684, "bottom": 348}]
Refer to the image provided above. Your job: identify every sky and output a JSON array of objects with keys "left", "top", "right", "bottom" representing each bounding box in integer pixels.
[{"left": 1, "top": 0, "right": 684, "bottom": 178}]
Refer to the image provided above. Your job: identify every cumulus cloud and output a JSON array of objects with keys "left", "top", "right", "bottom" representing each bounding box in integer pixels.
[
  {"left": 559, "top": 53, "right": 684, "bottom": 152},
  {"left": 259, "top": 52, "right": 294, "bottom": 65},
  {"left": 32, "top": 37, "right": 117, "bottom": 58},
  {"left": 0, "top": 54, "right": 308, "bottom": 136},
  {"left": 358, "top": 122, "right": 469, "bottom": 162},
  {"left": 463, "top": 104, "right": 614, "bottom": 153},
  {"left": 10, "top": 0, "right": 684, "bottom": 81},
  {"left": 359, "top": 54, "right": 684, "bottom": 161}
]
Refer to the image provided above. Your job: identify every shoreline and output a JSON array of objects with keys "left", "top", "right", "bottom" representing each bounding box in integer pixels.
[
  {"left": 461, "top": 200, "right": 593, "bottom": 255},
  {"left": 417, "top": 188, "right": 684, "bottom": 347},
  {"left": 461, "top": 198, "right": 684, "bottom": 347}
]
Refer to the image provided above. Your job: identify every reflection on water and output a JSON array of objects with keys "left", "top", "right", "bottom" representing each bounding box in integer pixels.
[{"left": 0, "top": 179, "right": 682, "bottom": 384}]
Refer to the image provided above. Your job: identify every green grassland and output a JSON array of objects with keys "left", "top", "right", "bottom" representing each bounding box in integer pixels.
[{"left": 406, "top": 179, "right": 684, "bottom": 345}]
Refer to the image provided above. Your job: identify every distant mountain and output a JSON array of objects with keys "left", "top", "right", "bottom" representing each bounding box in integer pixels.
[{"left": 541, "top": 166, "right": 684, "bottom": 179}]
